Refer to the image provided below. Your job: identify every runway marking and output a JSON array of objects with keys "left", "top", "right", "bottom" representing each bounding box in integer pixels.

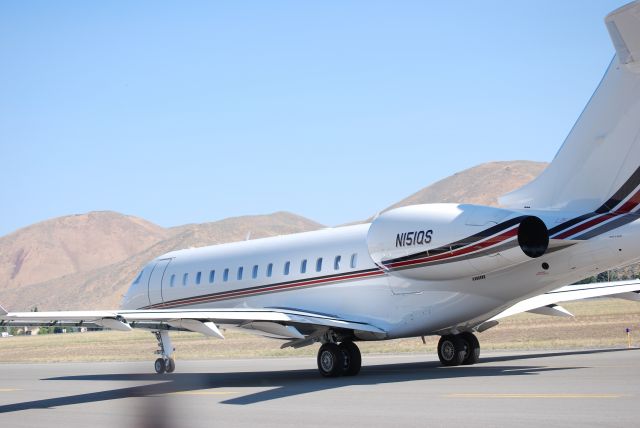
[
  {"left": 445, "top": 393, "right": 623, "bottom": 399},
  {"left": 167, "top": 390, "right": 239, "bottom": 396}
]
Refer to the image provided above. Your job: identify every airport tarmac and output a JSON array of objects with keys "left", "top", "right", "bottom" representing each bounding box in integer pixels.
[{"left": 0, "top": 348, "right": 638, "bottom": 427}]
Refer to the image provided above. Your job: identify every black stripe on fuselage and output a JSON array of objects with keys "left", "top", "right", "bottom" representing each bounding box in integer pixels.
[
  {"left": 596, "top": 166, "right": 640, "bottom": 213},
  {"left": 573, "top": 213, "right": 640, "bottom": 240},
  {"left": 548, "top": 212, "right": 599, "bottom": 236}
]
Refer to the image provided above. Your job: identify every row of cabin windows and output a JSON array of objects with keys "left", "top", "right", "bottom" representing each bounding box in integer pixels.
[{"left": 168, "top": 253, "right": 358, "bottom": 287}]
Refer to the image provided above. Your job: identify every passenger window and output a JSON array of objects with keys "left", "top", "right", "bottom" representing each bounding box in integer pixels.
[
  {"left": 334, "top": 255, "right": 341, "bottom": 270},
  {"left": 252, "top": 265, "right": 258, "bottom": 279},
  {"left": 170, "top": 274, "right": 176, "bottom": 287},
  {"left": 350, "top": 253, "right": 358, "bottom": 268},
  {"left": 267, "top": 263, "right": 273, "bottom": 277},
  {"left": 316, "top": 257, "right": 323, "bottom": 272},
  {"left": 284, "top": 261, "right": 290, "bottom": 275},
  {"left": 209, "top": 270, "right": 215, "bottom": 284},
  {"left": 237, "top": 266, "right": 243, "bottom": 280},
  {"left": 223, "top": 268, "right": 229, "bottom": 282},
  {"left": 182, "top": 273, "right": 188, "bottom": 286},
  {"left": 300, "top": 259, "right": 307, "bottom": 273},
  {"left": 195, "top": 272, "right": 201, "bottom": 285}
]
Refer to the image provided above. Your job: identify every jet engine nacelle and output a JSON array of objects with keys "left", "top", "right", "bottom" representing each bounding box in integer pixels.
[{"left": 366, "top": 204, "right": 549, "bottom": 281}]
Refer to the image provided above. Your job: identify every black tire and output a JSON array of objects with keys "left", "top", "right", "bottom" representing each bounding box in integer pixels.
[
  {"left": 437, "top": 335, "right": 466, "bottom": 366},
  {"left": 165, "top": 358, "right": 176, "bottom": 373},
  {"left": 154, "top": 358, "right": 166, "bottom": 374},
  {"left": 317, "top": 343, "right": 345, "bottom": 377},
  {"left": 339, "top": 341, "right": 362, "bottom": 376},
  {"left": 460, "top": 332, "right": 480, "bottom": 365}
]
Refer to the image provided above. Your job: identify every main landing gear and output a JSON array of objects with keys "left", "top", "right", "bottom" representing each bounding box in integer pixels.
[
  {"left": 437, "top": 332, "right": 480, "bottom": 366},
  {"left": 317, "top": 341, "right": 362, "bottom": 377},
  {"left": 153, "top": 331, "right": 176, "bottom": 374}
]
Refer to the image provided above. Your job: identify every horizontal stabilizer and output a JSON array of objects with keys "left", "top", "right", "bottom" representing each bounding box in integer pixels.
[
  {"left": 526, "top": 304, "right": 574, "bottom": 318},
  {"left": 606, "top": 0, "right": 640, "bottom": 72}
]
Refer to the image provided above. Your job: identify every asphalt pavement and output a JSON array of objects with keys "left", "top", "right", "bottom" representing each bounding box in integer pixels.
[{"left": 0, "top": 348, "right": 638, "bottom": 427}]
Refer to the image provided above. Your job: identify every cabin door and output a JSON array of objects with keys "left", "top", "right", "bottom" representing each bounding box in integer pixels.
[{"left": 147, "top": 258, "right": 172, "bottom": 305}]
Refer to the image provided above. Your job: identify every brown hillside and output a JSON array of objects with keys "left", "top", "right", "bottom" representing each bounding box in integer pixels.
[
  {"left": 3, "top": 212, "right": 323, "bottom": 311},
  {"left": 0, "top": 211, "right": 168, "bottom": 294},
  {"left": 386, "top": 161, "right": 548, "bottom": 211}
]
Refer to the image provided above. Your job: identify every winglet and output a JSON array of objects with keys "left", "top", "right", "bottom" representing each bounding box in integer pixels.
[{"left": 0, "top": 304, "right": 7, "bottom": 316}]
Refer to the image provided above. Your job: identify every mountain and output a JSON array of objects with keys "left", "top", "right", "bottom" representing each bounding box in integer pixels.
[
  {"left": 385, "top": 161, "right": 548, "bottom": 210},
  {"left": 0, "top": 211, "right": 169, "bottom": 294},
  {"left": 0, "top": 212, "right": 323, "bottom": 310},
  {"left": 0, "top": 161, "right": 549, "bottom": 311}
]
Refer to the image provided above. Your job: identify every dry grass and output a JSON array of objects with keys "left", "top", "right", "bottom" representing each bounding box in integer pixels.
[{"left": 1, "top": 298, "right": 639, "bottom": 363}]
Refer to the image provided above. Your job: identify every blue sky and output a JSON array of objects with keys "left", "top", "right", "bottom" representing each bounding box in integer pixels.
[{"left": 0, "top": 0, "right": 627, "bottom": 236}]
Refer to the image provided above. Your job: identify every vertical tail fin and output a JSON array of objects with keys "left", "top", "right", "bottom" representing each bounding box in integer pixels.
[
  {"left": 0, "top": 304, "right": 7, "bottom": 316},
  {"left": 500, "top": 1, "right": 640, "bottom": 212}
]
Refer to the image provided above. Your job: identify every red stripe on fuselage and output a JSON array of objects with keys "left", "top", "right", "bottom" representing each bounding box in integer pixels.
[
  {"left": 148, "top": 268, "right": 385, "bottom": 309},
  {"left": 553, "top": 214, "right": 617, "bottom": 239},
  {"left": 615, "top": 188, "right": 640, "bottom": 214}
]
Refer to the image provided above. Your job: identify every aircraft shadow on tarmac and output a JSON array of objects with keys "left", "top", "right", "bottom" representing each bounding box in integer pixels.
[{"left": 0, "top": 348, "right": 634, "bottom": 413}]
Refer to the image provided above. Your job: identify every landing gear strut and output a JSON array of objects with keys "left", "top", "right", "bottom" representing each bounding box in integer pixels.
[
  {"left": 153, "top": 331, "right": 176, "bottom": 374},
  {"left": 437, "top": 332, "right": 480, "bottom": 367},
  {"left": 317, "top": 341, "right": 362, "bottom": 377}
]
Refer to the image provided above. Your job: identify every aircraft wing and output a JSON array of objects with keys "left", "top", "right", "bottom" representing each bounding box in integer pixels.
[
  {"left": 0, "top": 304, "right": 387, "bottom": 343},
  {"left": 488, "top": 279, "right": 640, "bottom": 322}
]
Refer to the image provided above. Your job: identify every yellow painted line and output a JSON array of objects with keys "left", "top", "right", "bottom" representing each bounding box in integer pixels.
[
  {"left": 445, "top": 393, "right": 623, "bottom": 399},
  {"left": 168, "top": 390, "right": 239, "bottom": 396},
  {"left": 0, "top": 389, "right": 20, "bottom": 392}
]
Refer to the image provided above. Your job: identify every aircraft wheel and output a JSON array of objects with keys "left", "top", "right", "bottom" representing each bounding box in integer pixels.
[
  {"left": 317, "top": 343, "right": 345, "bottom": 377},
  {"left": 165, "top": 358, "right": 176, "bottom": 373},
  {"left": 154, "top": 358, "right": 166, "bottom": 374},
  {"left": 437, "top": 335, "right": 466, "bottom": 366},
  {"left": 339, "top": 341, "right": 362, "bottom": 376},
  {"left": 460, "top": 332, "right": 480, "bottom": 365}
]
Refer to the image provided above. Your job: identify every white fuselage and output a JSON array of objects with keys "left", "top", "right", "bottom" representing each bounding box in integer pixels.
[{"left": 121, "top": 204, "right": 640, "bottom": 339}]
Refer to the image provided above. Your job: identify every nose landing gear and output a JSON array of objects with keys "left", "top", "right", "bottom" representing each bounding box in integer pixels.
[{"left": 153, "top": 331, "right": 176, "bottom": 374}]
